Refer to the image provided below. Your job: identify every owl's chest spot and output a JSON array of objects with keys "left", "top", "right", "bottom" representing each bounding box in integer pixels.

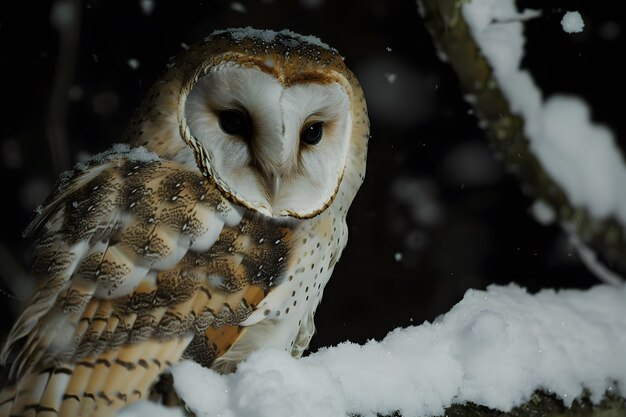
[{"left": 242, "top": 213, "right": 346, "bottom": 351}]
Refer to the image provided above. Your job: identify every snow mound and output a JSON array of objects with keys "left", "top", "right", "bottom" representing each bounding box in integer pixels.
[
  {"left": 119, "top": 283, "right": 626, "bottom": 417},
  {"left": 561, "top": 11, "right": 585, "bottom": 34}
]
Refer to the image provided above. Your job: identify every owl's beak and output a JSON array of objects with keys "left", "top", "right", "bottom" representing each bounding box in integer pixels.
[{"left": 269, "top": 171, "right": 282, "bottom": 202}]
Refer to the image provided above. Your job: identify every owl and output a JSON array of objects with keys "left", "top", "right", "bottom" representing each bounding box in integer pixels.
[{"left": 0, "top": 28, "right": 369, "bottom": 417}]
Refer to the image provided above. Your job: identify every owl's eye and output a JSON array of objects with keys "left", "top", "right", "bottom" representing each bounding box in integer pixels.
[
  {"left": 300, "top": 122, "right": 323, "bottom": 145},
  {"left": 218, "top": 110, "right": 252, "bottom": 137}
]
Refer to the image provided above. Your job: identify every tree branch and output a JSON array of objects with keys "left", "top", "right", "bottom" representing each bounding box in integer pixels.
[
  {"left": 416, "top": 0, "right": 626, "bottom": 280},
  {"left": 46, "top": 0, "right": 82, "bottom": 174}
]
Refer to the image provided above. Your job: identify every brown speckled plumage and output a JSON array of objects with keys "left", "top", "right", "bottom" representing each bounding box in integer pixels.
[{"left": 1, "top": 28, "right": 368, "bottom": 417}]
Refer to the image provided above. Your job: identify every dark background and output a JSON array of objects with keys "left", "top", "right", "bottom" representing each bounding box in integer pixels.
[{"left": 0, "top": 0, "right": 623, "bottom": 351}]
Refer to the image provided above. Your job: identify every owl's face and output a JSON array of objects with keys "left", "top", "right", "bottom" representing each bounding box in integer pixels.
[
  {"left": 130, "top": 29, "right": 369, "bottom": 219},
  {"left": 184, "top": 61, "right": 352, "bottom": 218}
]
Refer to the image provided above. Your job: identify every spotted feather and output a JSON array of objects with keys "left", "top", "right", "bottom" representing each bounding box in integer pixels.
[{"left": 0, "top": 156, "right": 293, "bottom": 416}]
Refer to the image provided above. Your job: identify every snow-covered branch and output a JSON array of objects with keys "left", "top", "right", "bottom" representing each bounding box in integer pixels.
[{"left": 417, "top": 0, "right": 626, "bottom": 283}]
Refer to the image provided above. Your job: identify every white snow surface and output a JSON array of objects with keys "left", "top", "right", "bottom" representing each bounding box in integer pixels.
[
  {"left": 462, "top": 0, "right": 626, "bottom": 227},
  {"left": 78, "top": 143, "right": 160, "bottom": 167},
  {"left": 57, "top": 144, "right": 161, "bottom": 189},
  {"left": 209, "top": 27, "right": 337, "bottom": 53},
  {"left": 561, "top": 11, "right": 585, "bottom": 33},
  {"left": 119, "top": 283, "right": 626, "bottom": 417}
]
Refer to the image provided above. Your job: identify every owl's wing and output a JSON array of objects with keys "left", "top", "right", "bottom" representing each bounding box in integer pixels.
[{"left": 0, "top": 151, "right": 291, "bottom": 416}]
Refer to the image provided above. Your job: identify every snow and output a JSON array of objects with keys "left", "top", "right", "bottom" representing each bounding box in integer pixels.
[
  {"left": 58, "top": 144, "right": 161, "bottom": 188},
  {"left": 530, "top": 200, "right": 556, "bottom": 225},
  {"left": 568, "top": 232, "right": 624, "bottom": 286},
  {"left": 119, "top": 283, "right": 626, "bottom": 417},
  {"left": 209, "top": 27, "right": 337, "bottom": 53},
  {"left": 462, "top": 0, "right": 626, "bottom": 229},
  {"left": 89, "top": 143, "right": 161, "bottom": 164},
  {"left": 561, "top": 11, "right": 584, "bottom": 33},
  {"left": 230, "top": 2, "right": 247, "bottom": 13},
  {"left": 384, "top": 73, "right": 397, "bottom": 84},
  {"left": 127, "top": 58, "right": 140, "bottom": 70},
  {"left": 140, "top": 0, "right": 155, "bottom": 15}
]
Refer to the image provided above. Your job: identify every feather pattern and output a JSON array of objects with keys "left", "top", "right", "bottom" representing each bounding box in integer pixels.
[{"left": 0, "top": 156, "right": 292, "bottom": 416}]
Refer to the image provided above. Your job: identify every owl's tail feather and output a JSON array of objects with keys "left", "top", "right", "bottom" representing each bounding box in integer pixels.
[
  {"left": 0, "top": 362, "right": 74, "bottom": 417},
  {"left": 0, "top": 337, "right": 190, "bottom": 417}
]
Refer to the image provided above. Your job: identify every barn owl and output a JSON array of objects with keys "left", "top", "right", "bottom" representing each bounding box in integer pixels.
[{"left": 0, "top": 27, "right": 369, "bottom": 417}]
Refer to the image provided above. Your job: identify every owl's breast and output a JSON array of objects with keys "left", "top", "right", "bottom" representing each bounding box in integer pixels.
[{"left": 212, "top": 209, "right": 348, "bottom": 366}]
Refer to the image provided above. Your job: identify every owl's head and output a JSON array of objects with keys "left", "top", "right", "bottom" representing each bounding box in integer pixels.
[{"left": 127, "top": 28, "right": 369, "bottom": 219}]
